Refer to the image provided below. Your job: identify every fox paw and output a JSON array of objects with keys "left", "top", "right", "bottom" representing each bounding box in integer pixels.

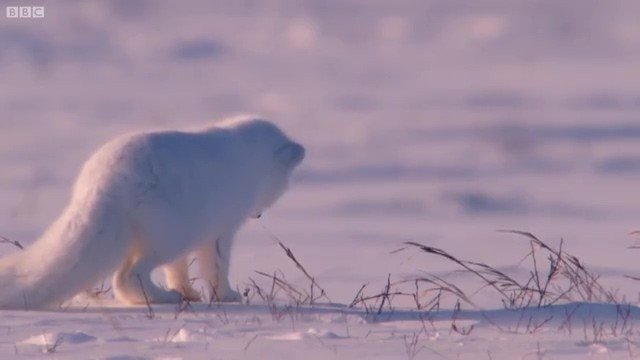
[
  {"left": 178, "top": 288, "right": 202, "bottom": 302},
  {"left": 148, "top": 289, "right": 183, "bottom": 304},
  {"left": 219, "top": 290, "right": 242, "bottom": 302},
  {"left": 209, "top": 288, "right": 242, "bottom": 303}
]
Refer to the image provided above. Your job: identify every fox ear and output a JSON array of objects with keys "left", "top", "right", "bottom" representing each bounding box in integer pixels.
[{"left": 275, "top": 142, "right": 305, "bottom": 167}]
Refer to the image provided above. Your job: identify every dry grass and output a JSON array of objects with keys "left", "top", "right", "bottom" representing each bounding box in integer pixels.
[
  {"left": 401, "top": 230, "right": 617, "bottom": 310},
  {"left": 136, "top": 274, "right": 155, "bottom": 319},
  {"left": 0, "top": 235, "right": 23, "bottom": 250}
]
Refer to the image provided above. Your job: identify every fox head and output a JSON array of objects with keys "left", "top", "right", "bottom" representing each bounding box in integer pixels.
[{"left": 218, "top": 116, "right": 305, "bottom": 218}]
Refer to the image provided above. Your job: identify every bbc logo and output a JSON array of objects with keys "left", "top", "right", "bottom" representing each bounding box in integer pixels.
[{"left": 6, "top": 6, "right": 45, "bottom": 18}]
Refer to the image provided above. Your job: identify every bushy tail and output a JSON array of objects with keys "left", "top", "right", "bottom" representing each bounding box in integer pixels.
[{"left": 0, "top": 200, "right": 129, "bottom": 309}]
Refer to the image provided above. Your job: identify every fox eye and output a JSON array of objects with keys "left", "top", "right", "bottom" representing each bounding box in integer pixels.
[{"left": 275, "top": 142, "right": 305, "bottom": 167}]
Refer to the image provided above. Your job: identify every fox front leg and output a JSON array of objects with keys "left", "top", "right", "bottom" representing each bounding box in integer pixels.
[{"left": 197, "top": 236, "right": 241, "bottom": 302}]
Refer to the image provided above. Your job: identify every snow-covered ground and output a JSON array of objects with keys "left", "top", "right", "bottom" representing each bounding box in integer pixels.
[{"left": 3, "top": 0, "right": 640, "bottom": 358}]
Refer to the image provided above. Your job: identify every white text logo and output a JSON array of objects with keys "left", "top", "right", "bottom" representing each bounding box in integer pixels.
[{"left": 6, "top": 6, "right": 45, "bottom": 18}]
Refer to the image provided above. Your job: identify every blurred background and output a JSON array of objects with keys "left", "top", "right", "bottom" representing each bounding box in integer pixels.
[{"left": 2, "top": 0, "right": 640, "bottom": 304}]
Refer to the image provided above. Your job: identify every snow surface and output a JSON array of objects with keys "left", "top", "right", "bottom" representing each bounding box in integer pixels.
[{"left": 3, "top": 0, "right": 640, "bottom": 358}]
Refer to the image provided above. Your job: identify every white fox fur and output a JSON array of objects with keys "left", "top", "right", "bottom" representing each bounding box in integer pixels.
[{"left": 0, "top": 117, "right": 305, "bottom": 309}]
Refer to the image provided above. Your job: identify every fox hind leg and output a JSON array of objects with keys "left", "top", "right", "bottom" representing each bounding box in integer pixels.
[
  {"left": 113, "top": 253, "right": 182, "bottom": 304},
  {"left": 113, "top": 252, "right": 137, "bottom": 304},
  {"left": 164, "top": 256, "right": 201, "bottom": 302}
]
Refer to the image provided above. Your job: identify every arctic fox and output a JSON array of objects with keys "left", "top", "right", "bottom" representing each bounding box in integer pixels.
[{"left": 0, "top": 116, "right": 305, "bottom": 309}]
